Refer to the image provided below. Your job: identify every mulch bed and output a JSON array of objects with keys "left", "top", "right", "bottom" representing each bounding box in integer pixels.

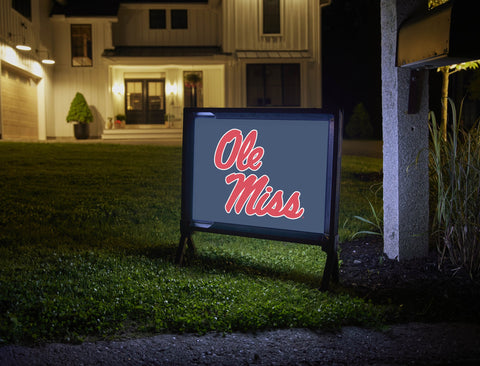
[{"left": 338, "top": 236, "right": 480, "bottom": 323}]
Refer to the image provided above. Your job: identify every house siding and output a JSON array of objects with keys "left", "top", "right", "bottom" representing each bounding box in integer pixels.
[
  {"left": 0, "top": 0, "right": 54, "bottom": 140},
  {"left": 51, "top": 19, "right": 112, "bottom": 138},
  {"left": 223, "top": 0, "right": 322, "bottom": 108},
  {"left": 222, "top": 0, "right": 313, "bottom": 52},
  {"left": 1, "top": 0, "right": 326, "bottom": 141},
  {"left": 113, "top": 4, "right": 220, "bottom": 47}
]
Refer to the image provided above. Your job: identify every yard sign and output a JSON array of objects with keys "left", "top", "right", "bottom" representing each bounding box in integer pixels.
[{"left": 177, "top": 108, "right": 342, "bottom": 289}]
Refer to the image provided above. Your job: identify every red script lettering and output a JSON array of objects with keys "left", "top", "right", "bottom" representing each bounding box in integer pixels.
[
  {"left": 214, "top": 129, "right": 264, "bottom": 171},
  {"left": 214, "top": 128, "right": 305, "bottom": 220},
  {"left": 224, "top": 173, "right": 304, "bottom": 220}
]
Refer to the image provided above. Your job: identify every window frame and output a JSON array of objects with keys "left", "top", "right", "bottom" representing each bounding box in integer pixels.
[
  {"left": 171, "top": 9, "right": 188, "bottom": 30},
  {"left": 246, "top": 63, "right": 301, "bottom": 107},
  {"left": 70, "top": 24, "right": 93, "bottom": 67},
  {"left": 260, "top": 0, "right": 284, "bottom": 36},
  {"left": 149, "top": 9, "right": 166, "bottom": 29}
]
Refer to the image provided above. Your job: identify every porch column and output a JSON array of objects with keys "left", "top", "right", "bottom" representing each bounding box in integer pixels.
[{"left": 381, "top": 0, "right": 429, "bottom": 260}]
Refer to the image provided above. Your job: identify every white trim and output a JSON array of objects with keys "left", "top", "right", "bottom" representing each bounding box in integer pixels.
[
  {"left": 236, "top": 50, "right": 311, "bottom": 60},
  {"left": 258, "top": 0, "right": 285, "bottom": 38},
  {"left": 121, "top": 3, "right": 208, "bottom": 10},
  {"left": 50, "top": 15, "right": 118, "bottom": 24},
  {"left": 102, "top": 56, "right": 231, "bottom": 66}
]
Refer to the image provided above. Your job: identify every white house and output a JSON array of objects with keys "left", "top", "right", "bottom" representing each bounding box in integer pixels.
[{"left": 0, "top": 0, "right": 330, "bottom": 141}]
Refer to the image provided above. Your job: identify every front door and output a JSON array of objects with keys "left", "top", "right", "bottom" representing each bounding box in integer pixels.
[{"left": 125, "top": 79, "right": 165, "bottom": 124}]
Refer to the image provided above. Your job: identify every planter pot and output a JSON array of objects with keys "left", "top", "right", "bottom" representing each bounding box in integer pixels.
[{"left": 74, "top": 123, "right": 89, "bottom": 140}]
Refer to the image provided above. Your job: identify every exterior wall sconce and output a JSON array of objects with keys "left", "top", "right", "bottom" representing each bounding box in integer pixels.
[
  {"left": 41, "top": 56, "right": 55, "bottom": 65},
  {"left": 167, "top": 82, "right": 178, "bottom": 106},
  {"left": 15, "top": 40, "right": 31, "bottom": 51},
  {"left": 9, "top": 23, "right": 31, "bottom": 51},
  {"left": 112, "top": 83, "right": 124, "bottom": 95},
  {"left": 8, "top": 32, "right": 31, "bottom": 51},
  {"left": 36, "top": 49, "right": 55, "bottom": 64},
  {"left": 166, "top": 82, "right": 178, "bottom": 96}
]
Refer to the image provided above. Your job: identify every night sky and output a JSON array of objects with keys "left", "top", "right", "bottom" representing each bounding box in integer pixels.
[{"left": 322, "top": 0, "right": 382, "bottom": 139}]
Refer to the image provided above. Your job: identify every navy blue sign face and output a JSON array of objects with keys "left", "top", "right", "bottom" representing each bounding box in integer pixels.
[{"left": 182, "top": 109, "right": 334, "bottom": 240}]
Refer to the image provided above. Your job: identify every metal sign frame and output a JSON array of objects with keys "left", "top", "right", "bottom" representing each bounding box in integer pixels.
[{"left": 177, "top": 108, "right": 342, "bottom": 289}]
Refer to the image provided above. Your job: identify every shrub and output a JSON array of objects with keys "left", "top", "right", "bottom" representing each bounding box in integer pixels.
[
  {"left": 429, "top": 99, "right": 480, "bottom": 279},
  {"left": 66, "top": 92, "right": 93, "bottom": 124},
  {"left": 345, "top": 103, "right": 373, "bottom": 139}
]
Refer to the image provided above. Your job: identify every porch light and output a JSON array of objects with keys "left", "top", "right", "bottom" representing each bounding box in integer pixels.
[
  {"left": 16, "top": 41, "right": 31, "bottom": 51},
  {"left": 112, "top": 83, "right": 125, "bottom": 95},
  {"left": 167, "top": 82, "right": 178, "bottom": 95},
  {"left": 37, "top": 49, "right": 55, "bottom": 64},
  {"left": 8, "top": 32, "right": 31, "bottom": 51},
  {"left": 41, "top": 56, "right": 55, "bottom": 65},
  {"left": 10, "top": 23, "right": 31, "bottom": 51}
]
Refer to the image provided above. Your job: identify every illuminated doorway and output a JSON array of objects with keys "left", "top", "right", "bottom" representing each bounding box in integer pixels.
[{"left": 125, "top": 79, "right": 165, "bottom": 124}]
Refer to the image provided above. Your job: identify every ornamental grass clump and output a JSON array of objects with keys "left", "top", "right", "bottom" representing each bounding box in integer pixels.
[{"left": 429, "top": 99, "right": 480, "bottom": 279}]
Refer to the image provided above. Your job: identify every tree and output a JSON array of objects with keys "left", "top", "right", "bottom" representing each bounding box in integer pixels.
[
  {"left": 437, "top": 61, "right": 480, "bottom": 140},
  {"left": 467, "top": 69, "right": 480, "bottom": 101},
  {"left": 345, "top": 102, "right": 373, "bottom": 139},
  {"left": 428, "top": 0, "right": 449, "bottom": 9}
]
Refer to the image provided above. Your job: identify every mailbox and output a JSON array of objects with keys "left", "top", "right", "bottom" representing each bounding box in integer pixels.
[{"left": 397, "top": 0, "right": 480, "bottom": 68}]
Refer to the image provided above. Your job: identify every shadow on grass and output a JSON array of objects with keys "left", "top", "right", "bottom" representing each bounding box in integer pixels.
[
  {"left": 114, "top": 239, "right": 326, "bottom": 289},
  {"left": 182, "top": 249, "right": 323, "bottom": 289}
]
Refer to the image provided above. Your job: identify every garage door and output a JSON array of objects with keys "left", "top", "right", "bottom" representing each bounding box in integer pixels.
[{"left": 1, "top": 65, "right": 38, "bottom": 140}]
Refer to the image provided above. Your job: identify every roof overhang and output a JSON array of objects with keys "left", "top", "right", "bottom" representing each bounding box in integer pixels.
[
  {"left": 103, "top": 46, "right": 225, "bottom": 58},
  {"left": 236, "top": 50, "right": 312, "bottom": 60},
  {"left": 102, "top": 46, "right": 231, "bottom": 65}
]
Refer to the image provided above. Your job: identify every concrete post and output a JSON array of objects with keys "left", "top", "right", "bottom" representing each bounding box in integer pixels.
[{"left": 381, "top": 0, "right": 430, "bottom": 260}]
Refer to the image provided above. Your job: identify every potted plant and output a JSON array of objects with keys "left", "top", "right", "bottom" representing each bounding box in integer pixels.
[
  {"left": 115, "top": 114, "right": 126, "bottom": 128},
  {"left": 66, "top": 92, "right": 93, "bottom": 139}
]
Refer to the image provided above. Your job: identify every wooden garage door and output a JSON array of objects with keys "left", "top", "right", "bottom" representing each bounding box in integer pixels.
[{"left": 1, "top": 65, "right": 38, "bottom": 140}]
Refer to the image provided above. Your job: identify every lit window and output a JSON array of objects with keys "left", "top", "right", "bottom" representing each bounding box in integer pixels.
[{"left": 71, "top": 24, "right": 92, "bottom": 67}]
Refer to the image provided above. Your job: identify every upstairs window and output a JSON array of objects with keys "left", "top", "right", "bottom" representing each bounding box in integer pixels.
[
  {"left": 171, "top": 9, "right": 188, "bottom": 29},
  {"left": 12, "top": 0, "right": 31, "bottom": 20},
  {"left": 71, "top": 24, "right": 92, "bottom": 67},
  {"left": 263, "top": 0, "right": 281, "bottom": 34},
  {"left": 149, "top": 9, "right": 166, "bottom": 29}
]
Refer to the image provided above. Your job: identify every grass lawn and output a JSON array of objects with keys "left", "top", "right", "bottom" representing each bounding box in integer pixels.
[{"left": 0, "top": 142, "right": 384, "bottom": 344}]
